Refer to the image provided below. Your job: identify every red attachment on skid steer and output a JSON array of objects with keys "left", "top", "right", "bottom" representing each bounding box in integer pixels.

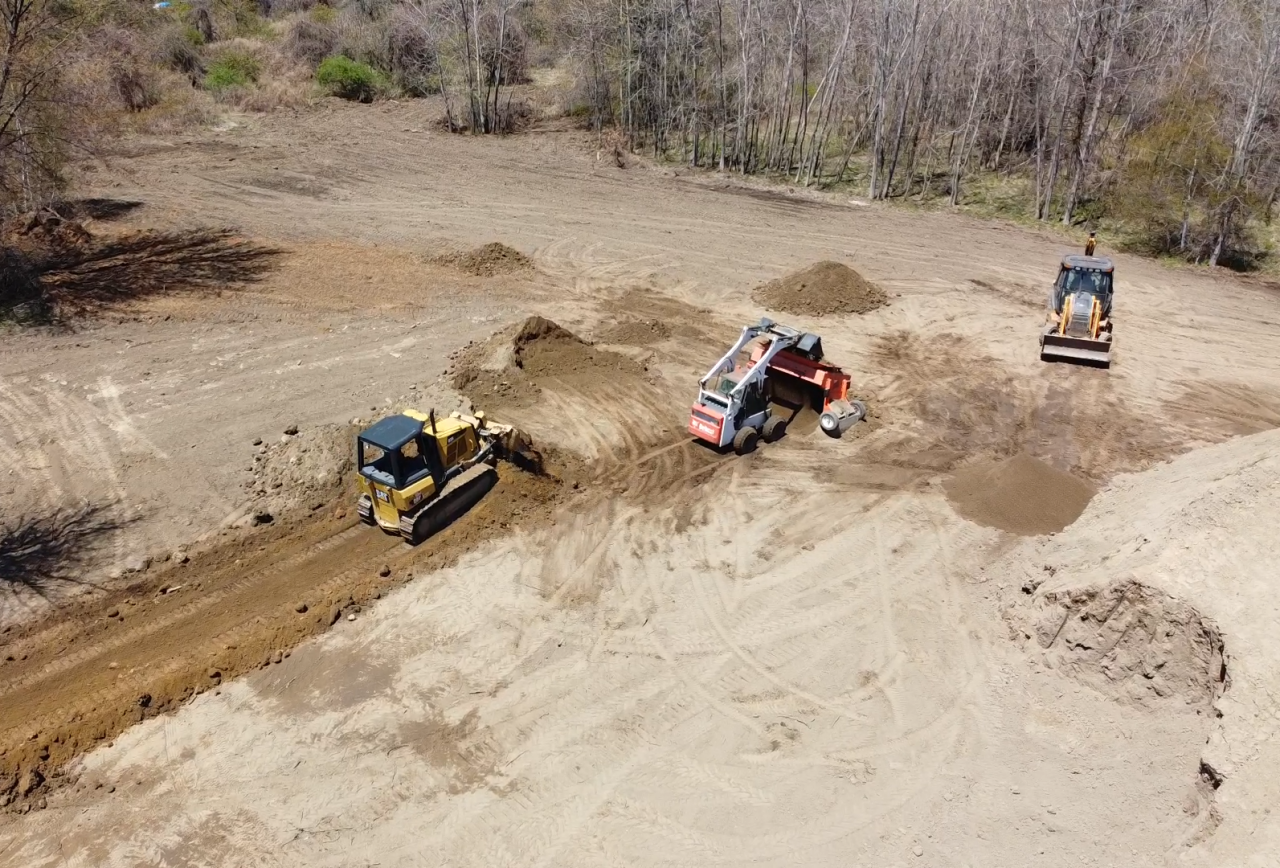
[
  {"left": 750, "top": 342, "right": 867, "bottom": 437},
  {"left": 749, "top": 342, "right": 850, "bottom": 408}
]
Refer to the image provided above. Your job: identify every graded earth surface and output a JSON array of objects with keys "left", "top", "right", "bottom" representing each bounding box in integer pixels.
[{"left": 3, "top": 101, "right": 1280, "bottom": 867}]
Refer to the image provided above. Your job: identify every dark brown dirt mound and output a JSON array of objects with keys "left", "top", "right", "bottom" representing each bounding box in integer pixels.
[
  {"left": 599, "top": 317, "right": 672, "bottom": 345},
  {"left": 435, "top": 242, "right": 533, "bottom": 277},
  {"left": 753, "top": 261, "right": 887, "bottom": 317},
  {"left": 448, "top": 315, "right": 647, "bottom": 409},
  {"left": 943, "top": 453, "right": 1096, "bottom": 536},
  {"left": 3, "top": 211, "right": 93, "bottom": 252}
]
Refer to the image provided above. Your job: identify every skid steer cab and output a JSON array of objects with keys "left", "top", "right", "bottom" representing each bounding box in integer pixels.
[{"left": 355, "top": 409, "right": 499, "bottom": 544}]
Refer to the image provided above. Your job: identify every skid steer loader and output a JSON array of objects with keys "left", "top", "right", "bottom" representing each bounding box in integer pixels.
[
  {"left": 688, "top": 318, "right": 866, "bottom": 454},
  {"left": 1040, "top": 241, "right": 1115, "bottom": 368},
  {"left": 355, "top": 409, "right": 534, "bottom": 544}
]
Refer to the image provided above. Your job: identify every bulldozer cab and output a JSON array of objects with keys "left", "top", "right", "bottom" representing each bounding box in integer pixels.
[
  {"left": 357, "top": 414, "right": 445, "bottom": 492},
  {"left": 1053, "top": 255, "right": 1113, "bottom": 317}
]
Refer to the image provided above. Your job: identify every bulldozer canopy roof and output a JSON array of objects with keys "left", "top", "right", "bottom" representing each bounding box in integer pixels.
[
  {"left": 359, "top": 414, "right": 423, "bottom": 450},
  {"left": 1061, "top": 254, "right": 1113, "bottom": 271}
]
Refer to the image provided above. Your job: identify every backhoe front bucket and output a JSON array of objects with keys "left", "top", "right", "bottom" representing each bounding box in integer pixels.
[{"left": 1040, "top": 329, "right": 1112, "bottom": 368}]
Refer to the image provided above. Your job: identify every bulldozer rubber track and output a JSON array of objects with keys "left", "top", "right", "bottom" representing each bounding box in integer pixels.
[{"left": 399, "top": 463, "right": 498, "bottom": 545}]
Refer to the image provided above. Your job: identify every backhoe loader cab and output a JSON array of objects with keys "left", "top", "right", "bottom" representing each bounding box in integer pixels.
[
  {"left": 1040, "top": 253, "right": 1115, "bottom": 368},
  {"left": 1052, "top": 256, "right": 1114, "bottom": 317}
]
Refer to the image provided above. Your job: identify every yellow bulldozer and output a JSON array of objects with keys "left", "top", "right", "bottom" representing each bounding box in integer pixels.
[{"left": 355, "top": 409, "right": 535, "bottom": 544}]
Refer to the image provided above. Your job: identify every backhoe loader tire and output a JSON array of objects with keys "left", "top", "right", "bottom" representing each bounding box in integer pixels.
[
  {"left": 733, "top": 426, "right": 759, "bottom": 455},
  {"left": 762, "top": 415, "right": 787, "bottom": 443}
]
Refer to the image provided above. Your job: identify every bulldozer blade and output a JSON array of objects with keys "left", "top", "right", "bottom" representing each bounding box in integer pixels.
[
  {"left": 492, "top": 426, "right": 545, "bottom": 475},
  {"left": 1040, "top": 332, "right": 1112, "bottom": 368}
]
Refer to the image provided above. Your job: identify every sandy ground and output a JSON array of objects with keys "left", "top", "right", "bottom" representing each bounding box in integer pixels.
[{"left": 3, "top": 100, "right": 1280, "bottom": 865}]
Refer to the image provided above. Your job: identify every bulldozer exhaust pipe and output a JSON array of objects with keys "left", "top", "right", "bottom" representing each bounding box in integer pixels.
[{"left": 820, "top": 399, "right": 867, "bottom": 437}]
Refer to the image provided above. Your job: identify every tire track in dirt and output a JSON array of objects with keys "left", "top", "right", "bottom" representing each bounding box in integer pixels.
[{"left": 449, "top": 470, "right": 984, "bottom": 866}]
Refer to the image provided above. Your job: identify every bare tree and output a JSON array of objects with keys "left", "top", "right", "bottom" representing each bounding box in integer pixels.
[{"left": 0, "top": 0, "right": 80, "bottom": 211}]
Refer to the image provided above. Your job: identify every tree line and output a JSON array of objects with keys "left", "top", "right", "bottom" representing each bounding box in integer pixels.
[
  {"left": 540, "top": 0, "right": 1279, "bottom": 266},
  {"left": 4, "top": 0, "right": 1278, "bottom": 267}
]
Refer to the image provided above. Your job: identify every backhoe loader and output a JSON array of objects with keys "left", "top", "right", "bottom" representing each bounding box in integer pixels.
[{"left": 1040, "top": 239, "right": 1115, "bottom": 368}]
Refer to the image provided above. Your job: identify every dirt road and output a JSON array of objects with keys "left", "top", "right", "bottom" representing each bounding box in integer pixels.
[{"left": 3, "top": 101, "right": 1280, "bottom": 866}]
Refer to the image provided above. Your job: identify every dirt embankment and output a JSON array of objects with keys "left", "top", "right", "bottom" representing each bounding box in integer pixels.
[
  {"left": 753, "top": 261, "right": 888, "bottom": 317},
  {"left": 433, "top": 242, "right": 534, "bottom": 278},
  {"left": 241, "top": 425, "right": 355, "bottom": 525}
]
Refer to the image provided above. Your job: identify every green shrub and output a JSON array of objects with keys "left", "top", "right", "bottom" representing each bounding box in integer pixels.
[
  {"left": 316, "top": 55, "right": 382, "bottom": 102},
  {"left": 203, "top": 52, "right": 261, "bottom": 91}
]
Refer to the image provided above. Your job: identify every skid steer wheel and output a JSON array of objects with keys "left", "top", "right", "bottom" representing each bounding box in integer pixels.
[
  {"left": 733, "top": 426, "right": 759, "bottom": 455},
  {"left": 762, "top": 415, "right": 787, "bottom": 443}
]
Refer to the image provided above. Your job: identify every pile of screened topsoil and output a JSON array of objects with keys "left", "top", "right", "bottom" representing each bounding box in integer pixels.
[
  {"left": 943, "top": 453, "right": 1097, "bottom": 536},
  {"left": 447, "top": 315, "right": 648, "bottom": 409},
  {"left": 434, "top": 242, "right": 533, "bottom": 277},
  {"left": 753, "top": 261, "right": 888, "bottom": 317}
]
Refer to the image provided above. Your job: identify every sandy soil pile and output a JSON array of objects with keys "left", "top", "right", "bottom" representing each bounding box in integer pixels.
[
  {"left": 1028, "top": 580, "right": 1224, "bottom": 707},
  {"left": 599, "top": 317, "right": 672, "bottom": 345},
  {"left": 434, "top": 242, "right": 533, "bottom": 277},
  {"left": 943, "top": 453, "right": 1096, "bottom": 535},
  {"left": 448, "top": 315, "right": 648, "bottom": 409},
  {"left": 753, "top": 261, "right": 887, "bottom": 316}
]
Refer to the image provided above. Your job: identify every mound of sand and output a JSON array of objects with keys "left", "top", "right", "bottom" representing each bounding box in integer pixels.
[
  {"left": 753, "top": 261, "right": 887, "bottom": 317},
  {"left": 448, "top": 315, "right": 647, "bottom": 409},
  {"left": 598, "top": 317, "right": 672, "bottom": 345},
  {"left": 943, "top": 453, "right": 1096, "bottom": 535},
  {"left": 435, "top": 242, "right": 533, "bottom": 277}
]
